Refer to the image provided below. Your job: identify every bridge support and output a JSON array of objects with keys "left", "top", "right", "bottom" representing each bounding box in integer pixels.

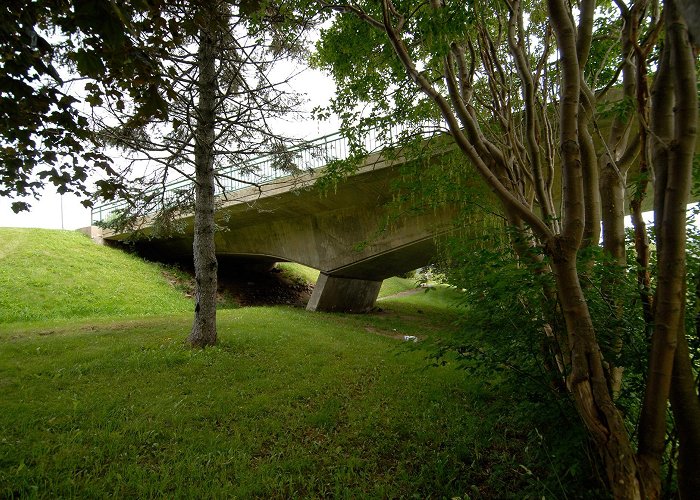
[{"left": 306, "top": 273, "right": 382, "bottom": 313}]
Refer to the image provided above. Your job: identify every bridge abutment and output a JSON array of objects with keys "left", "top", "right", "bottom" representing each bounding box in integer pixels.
[{"left": 306, "top": 273, "right": 382, "bottom": 313}]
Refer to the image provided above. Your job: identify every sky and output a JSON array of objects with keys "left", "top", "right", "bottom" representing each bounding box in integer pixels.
[
  {"left": 0, "top": 61, "right": 338, "bottom": 231},
  {"left": 0, "top": 192, "right": 91, "bottom": 230}
]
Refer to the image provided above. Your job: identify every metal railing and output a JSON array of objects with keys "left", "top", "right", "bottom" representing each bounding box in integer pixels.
[{"left": 91, "top": 121, "right": 442, "bottom": 225}]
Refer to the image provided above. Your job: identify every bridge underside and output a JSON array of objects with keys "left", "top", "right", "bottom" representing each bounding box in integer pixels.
[{"left": 105, "top": 158, "right": 464, "bottom": 313}]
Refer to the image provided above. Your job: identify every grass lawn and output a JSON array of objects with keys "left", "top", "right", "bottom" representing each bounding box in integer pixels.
[
  {"left": 0, "top": 228, "right": 590, "bottom": 498},
  {"left": 0, "top": 292, "right": 576, "bottom": 498},
  {"left": 0, "top": 228, "right": 192, "bottom": 323},
  {"left": 0, "top": 296, "right": 560, "bottom": 499}
]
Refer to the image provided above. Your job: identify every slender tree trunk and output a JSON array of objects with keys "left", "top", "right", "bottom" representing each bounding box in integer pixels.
[
  {"left": 352, "top": 0, "right": 691, "bottom": 496},
  {"left": 638, "top": 1, "right": 698, "bottom": 496},
  {"left": 187, "top": 9, "right": 218, "bottom": 347},
  {"left": 550, "top": 251, "right": 642, "bottom": 499},
  {"left": 599, "top": 3, "right": 634, "bottom": 271},
  {"left": 637, "top": 22, "right": 674, "bottom": 500},
  {"left": 545, "top": 0, "right": 642, "bottom": 494},
  {"left": 597, "top": 3, "right": 639, "bottom": 398},
  {"left": 504, "top": 208, "right": 567, "bottom": 385},
  {"left": 579, "top": 107, "right": 600, "bottom": 250},
  {"left": 598, "top": 162, "right": 627, "bottom": 395},
  {"left": 598, "top": 167, "right": 627, "bottom": 267},
  {"left": 629, "top": 50, "right": 653, "bottom": 333},
  {"left": 663, "top": 1, "right": 700, "bottom": 495},
  {"left": 629, "top": 0, "right": 655, "bottom": 335}
]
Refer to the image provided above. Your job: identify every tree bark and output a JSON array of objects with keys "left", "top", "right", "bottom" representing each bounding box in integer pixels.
[
  {"left": 187, "top": 8, "right": 218, "bottom": 348},
  {"left": 638, "top": 1, "right": 698, "bottom": 496},
  {"left": 629, "top": 22, "right": 653, "bottom": 334},
  {"left": 579, "top": 100, "right": 601, "bottom": 250},
  {"left": 550, "top": 250, "right": 641, "bottom": 499},
  {"left": 597, "top": 2, "right": 640, "bottom": 397},
  {"left": 334, "top": 0, "right": 694, "bottom": 497},
  {"left": 546, "top": 0, "right": 641, "bottom": 496},
  {"left": 637, "top": 19, "right": 674, "bottom": 499},
  {"left": 663, "top": 1, "right": 700, "bottom": 496}
]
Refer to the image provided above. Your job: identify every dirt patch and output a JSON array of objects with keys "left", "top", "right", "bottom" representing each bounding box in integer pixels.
[
  {"left": 163, "top": 264, "right": 313, "bottom": 308},
  {"left": 378, "top": 288, "right": 423, "bottom": 300},
  {"left": 218, "top": 267, "right": 313, "bottom": 307}
]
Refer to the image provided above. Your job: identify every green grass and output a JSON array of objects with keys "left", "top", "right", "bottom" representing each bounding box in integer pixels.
[
  {"left": 0, "top": 228, "right": 421, "bottom": 326},
  {"left": 277, "top": 262, "right": 320, "bottom": 285},
  {"left": 0, "top": 301, "right": 560, "bottom": 498},
  {"left": 0, "top": 228, "right": 191, "bottom": 323},
  {"left": 0, "top": 228, "right": 592, "bottom": 498},
  {"left": 378, "top": 275, "right": 418, "bottom": 298}
]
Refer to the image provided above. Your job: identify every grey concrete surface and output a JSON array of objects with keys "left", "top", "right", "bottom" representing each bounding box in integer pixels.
[{"left": 306, "top": 273, "right": 383, "bottom": 313}]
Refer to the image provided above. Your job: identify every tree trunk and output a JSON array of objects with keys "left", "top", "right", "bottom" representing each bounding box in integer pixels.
[
  {"left": 638, "top": 1, "right": 698, "bottom": 496},
  {"left": 346, "top": 0, "right": 693, "bottom": 496},
  {"left": 598, "top": 161, "right": 627, "bottom": 395},
  {"left": 629, "top": 60, "right": 652, "bottom": 334},
  {"left": 636, "top": 24, "right": 674, "bottom": 500},
  {"left": 663, "top": 1, "right": 700, "bottom": 496},
  {"left": 187, "top": 10, "right": 218, "bottom": 348},
  {"left": 629, "top": 0, "right": 655, "bottom": 334},
  {"left": 579, "top": 108, "right": 600, "bottom": 250},
  {"left": 596, "top": 2, "right": 639, "bottom": 398},
  {"left": 599, "top": 164, "right": 626, "bottom": 268},
  {"left": 545, "top": 0, "right": 641, "bottom": 494},
  {"left": 550, "top": 250, "right": 642, "bottom": 499}
]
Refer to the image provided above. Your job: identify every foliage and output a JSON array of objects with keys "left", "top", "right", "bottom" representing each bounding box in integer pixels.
[
  {"left": 313, "top": 0, "right": 700, "bottom": 495},
  {"left": 94, "top": 0, "right": 313, "bottom": 235},
  {"left": 0, "top": 0, "right": 173, "bottom": 212},
  {"left": 429, "top": 227, "right": 650, "bottom": 496},
  {"left": 682, "top": 207, "right": 700, "bottom": 394},
  {"left": 430, "top": 211, "right": 700, "bottom": 498}
]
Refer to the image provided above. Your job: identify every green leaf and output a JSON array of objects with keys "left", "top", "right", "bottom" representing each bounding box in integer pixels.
[{"left": 74, "top": 49, "right": 106, "bottom": 77}]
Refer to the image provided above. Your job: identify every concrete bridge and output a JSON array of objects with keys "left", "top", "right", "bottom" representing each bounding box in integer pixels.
[
  {"left": 92, "top": 114, "right": 694, "bottom": 312},
  {"left": 93, "top": 129, "right": 463, "bottom": 312}
]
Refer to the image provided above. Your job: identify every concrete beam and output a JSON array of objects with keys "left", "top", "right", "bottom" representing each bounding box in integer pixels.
[{"left": 306, "top": 273, "right": 382, "bottom": 313}]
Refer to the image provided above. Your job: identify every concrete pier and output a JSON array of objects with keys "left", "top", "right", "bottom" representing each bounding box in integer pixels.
[{"left": 306, "top": 274, "right": 383, "bottom": 313}]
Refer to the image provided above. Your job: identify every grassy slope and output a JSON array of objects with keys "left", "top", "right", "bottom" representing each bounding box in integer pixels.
[
  {"left": 0, "top": 229, "right": 584, "bottom": 498},
  {"left": 0, "top": 229, "right": 191, "bottom": 323},
  {"left": 0, "top": 229, "right": 417, "bottom": 326}
]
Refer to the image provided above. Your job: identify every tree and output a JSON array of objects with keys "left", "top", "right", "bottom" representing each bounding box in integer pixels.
[
  {"left": 97, "top": 0, "right": 308, "bottom": 347},
  {"left": 0, "top": 0, "right": 172, "bottom": 212},
  {"left": 313, "top": 0, "right": 698, "bottom": 497}
]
